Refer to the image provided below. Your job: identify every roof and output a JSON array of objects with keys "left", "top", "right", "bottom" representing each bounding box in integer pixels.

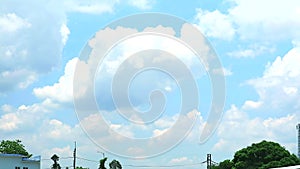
[
  {"left": 269, "top": 165, "right": 300, "bottom": 169},
  {"left": 0, "top": 153, "right": 25, "bottom": 158},
  {"left": 22, "top": 156, "right": 41, "bottom": 162},
  {"left": 0, "top": 153, "right": 41, "bottom": 162}
]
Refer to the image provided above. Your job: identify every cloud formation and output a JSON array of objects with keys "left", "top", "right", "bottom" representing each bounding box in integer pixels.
[{"left": 0, "top": 0, "right": 67, "bottom": 93}]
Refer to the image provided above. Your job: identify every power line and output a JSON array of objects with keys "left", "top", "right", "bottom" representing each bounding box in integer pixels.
[
  {"left": 123, "top": 161, "right": 206, "bottom": 168},
  {"left": 42, "top": 155, "right": 215, "bottom": 168},
  {"left": 76, "top": 156, "right": 207, "bottom": 168},
  {"left": 76, "top": 156, "right": 98, "bottom": 163},
  {"left": 42, "top": 156, "right": 73, "bottom": 161}
]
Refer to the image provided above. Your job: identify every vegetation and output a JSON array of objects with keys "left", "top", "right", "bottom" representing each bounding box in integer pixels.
[
  {"left": 99, "top": 157, "right": 122, "bottom": 169},
  {"left": 109, "top": 159, "right": 122, "bottom": 169},
  {"left": 0, "top": 139, "right": 31, "bottom": 157},
  {"left": 51, "top": 154, "right": 61, "bottom": 169},
  {"left": 213, "top": 140, "right": 300, "bottom": 169},
  {"left": 75, "top": 167, "right": 89, "bottom": 169}
]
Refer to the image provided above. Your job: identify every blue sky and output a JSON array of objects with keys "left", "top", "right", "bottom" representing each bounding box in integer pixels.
[{"left": 1, "top": 0, "right": 300, "bottom": 168}]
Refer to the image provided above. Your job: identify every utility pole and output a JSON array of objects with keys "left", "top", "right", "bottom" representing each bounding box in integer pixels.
[
  {"left": 207, "top": 154, "right": 212, "bottom": 169},
  {"left": 73, "top": 142, "right": 76, "bottom": 169},
  {"left": 297, "top": 124, "right": 300, "bottom": 158}
]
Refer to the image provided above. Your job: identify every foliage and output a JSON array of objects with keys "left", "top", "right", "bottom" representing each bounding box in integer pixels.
[
  {"left": 109, "top": 160, "right": 122, "bottom": 169},
  {"left": 0, "top": 140, "right": 31, "bottom": 157},
  {"left": 51, "top": 154, "right": 61, "bottom": 169},
  {"left": 99, "top": 157, "right": 108, "bottom": 169},
  {"left": 212, "top": 159, "right": 233, "bottom": 169},
  {"left": 99, "top": 158, "right": 122, "bottom": 169},
  {"left": 233, "top": 140, "right": 300, "bottom": 169},
  {"left": 76, "top": 167, "right": 88, "bottom": 169},
  {"left": 214, "top": 140, "right": 300, "bottom": 169}
]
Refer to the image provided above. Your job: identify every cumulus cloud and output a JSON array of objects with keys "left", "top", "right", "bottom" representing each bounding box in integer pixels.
[
  {"left": 0, "top": 100, "right": 94, "bottom": 168},
  {"left": 0, "top": 0, "right": 67, "bottom": 93},
  {"left": 0, "top": 113, "right": 21, "bottom": 131},
  {"left": 212, "top": 46, "right": 300, "bottom": 157},
  {"left": 0, "top": 99, "right": 58, "bottom": 133},
  {"left": 60, "top": 23, "right": 70, "bottom": 45},
  {"left": 33, "top": 58, "right": 78, "bottom": 103},
  {"left": 0, "top": 69, "right": 37, "bottom": 91},
  {"left": 229, "top": 0, "right": 300, "bottom": 41},
  {"left": 213, "top": 105, "right": 299, "bottom": 155},
  {"left": 194, "top": 9, "right": 235, "bottom": 40},
  {"left": 0, "top": 13, "right": 31, "bottom": 33},
  {"left": 195, "top": 0, "right": 300, "bottom": 42},
  {"left": 242, "top": 100, "right": 263, "bottom": 110},
  {"left": 246, "top": 46, "right": 300, "bottom": 112}
]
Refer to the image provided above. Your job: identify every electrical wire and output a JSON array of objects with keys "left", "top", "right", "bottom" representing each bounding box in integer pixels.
[
  {"left": 123, "top": 161, "right": 206, "bottom": 168},
  {"left": 42, "top": 156, "right": 212, "bottom": 168}
]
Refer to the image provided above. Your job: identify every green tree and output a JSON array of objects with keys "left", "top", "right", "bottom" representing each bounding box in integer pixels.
[
  {"left": 109, "top": 160, "right": 122, "bottom": 169},
  {"left": 211, "top": 159, "right": 233, "bottom": 169},
  {"left": 51, "top": 154, "right": 61, "bottom": 169},
  {"left": 99, "top": 157, "right": 107, "bottom": 169},
  {"left": 0, "top": 140, "right": 31, "bottom": 157},
  {"left": 232, "top": 140, "right": 300, "bottom": 169},
  {"left": 219, "top": 160, "right": 234, "bottom": 169}
]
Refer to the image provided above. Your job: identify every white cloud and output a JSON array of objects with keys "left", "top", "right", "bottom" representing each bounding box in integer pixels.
[
  {"left": 194, "top": 9, "right": 235, "bottom": 40},
  {"left": 42, "top": 119, "right": 72, "bottom": 140},
  {"left": 212, "top": 67, "right": 233, "bottom": 76},
  {"left": 229, "top": 0, "right": 300, "bottom": 41},
  {"left": 0, "top": 0, "right": 67, "bottom": 93},
  {"left": 0, "top": 69, "right": 37, "bottom": 91},
  {"left": 213, "top": 45, "right": 300, "bottom": 155},
  {"left": 195, "top": 0, "right": 300, "bottom": 42},
  {"left": 154, "top": 115, "right": 177, "bottom": 128},
  {"left": 170, "top": 156, "right": 190, "bottom": 163},
  {"left": 213, "top": 105, "right": 299, "bottom": 155},
  {"left": 246, "top": 46, "right": 300, "bottom": 111},
  {"left": 152, "top": 128, "right": 168, "bottom": 137},
  {"left": 0, "top": 113, "right": 21, "bottom": 131},
  {"left": 33, "top": 58, "right": 78, "bottom": 103},
  {"left": 0, "top": 13, "right": 31, "bottom": 33},
  {"left": 242, "top": 100, "right": 262, "bottom": 110},
  {"left": 212, "top": 43, "right": 300, "bottom": 158},
  {"left": 283, "top": 86, "right": 298, "bottom": 95},
  {"left": 263, "top": 47, "right": 300, "bottom": 78},
  {"left": 0, "top": 99, "right": 56, "bottom": 133},
  {"left": 128, "top": 0, "right": 154, "bottom": 10},
  {"left": 60, "top": 23, "right": 70, "bottom": 45},
  {"left": 227, "top": 45, "right": 275, "bottom": 58}
]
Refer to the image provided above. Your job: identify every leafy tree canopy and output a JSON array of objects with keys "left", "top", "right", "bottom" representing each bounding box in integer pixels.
[
  {"left": 109, "top": 159, "right": 122, "bottom": 169},
  {"left": 99, "top": 158, "right": 122, "bottom": 169},
  {"left": 0, "top": 140, "right": 31, "bottom": 157},
  {"left": 75, "top": 167, "right": 88, "bottom": 169},
  {"left": 213, "top": 140, "right": 300, "bottom": 169},
  {"left": 99, "top": 157, "right": 108, "bottom": 169}
]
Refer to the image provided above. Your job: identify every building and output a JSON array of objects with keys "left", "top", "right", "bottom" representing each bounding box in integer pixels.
[
  {"left": 269, "top": 165, "right": 300, "bottom": 169},
  {"left": 0, "top": 154, "right": 41, "bottom": 169}
]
